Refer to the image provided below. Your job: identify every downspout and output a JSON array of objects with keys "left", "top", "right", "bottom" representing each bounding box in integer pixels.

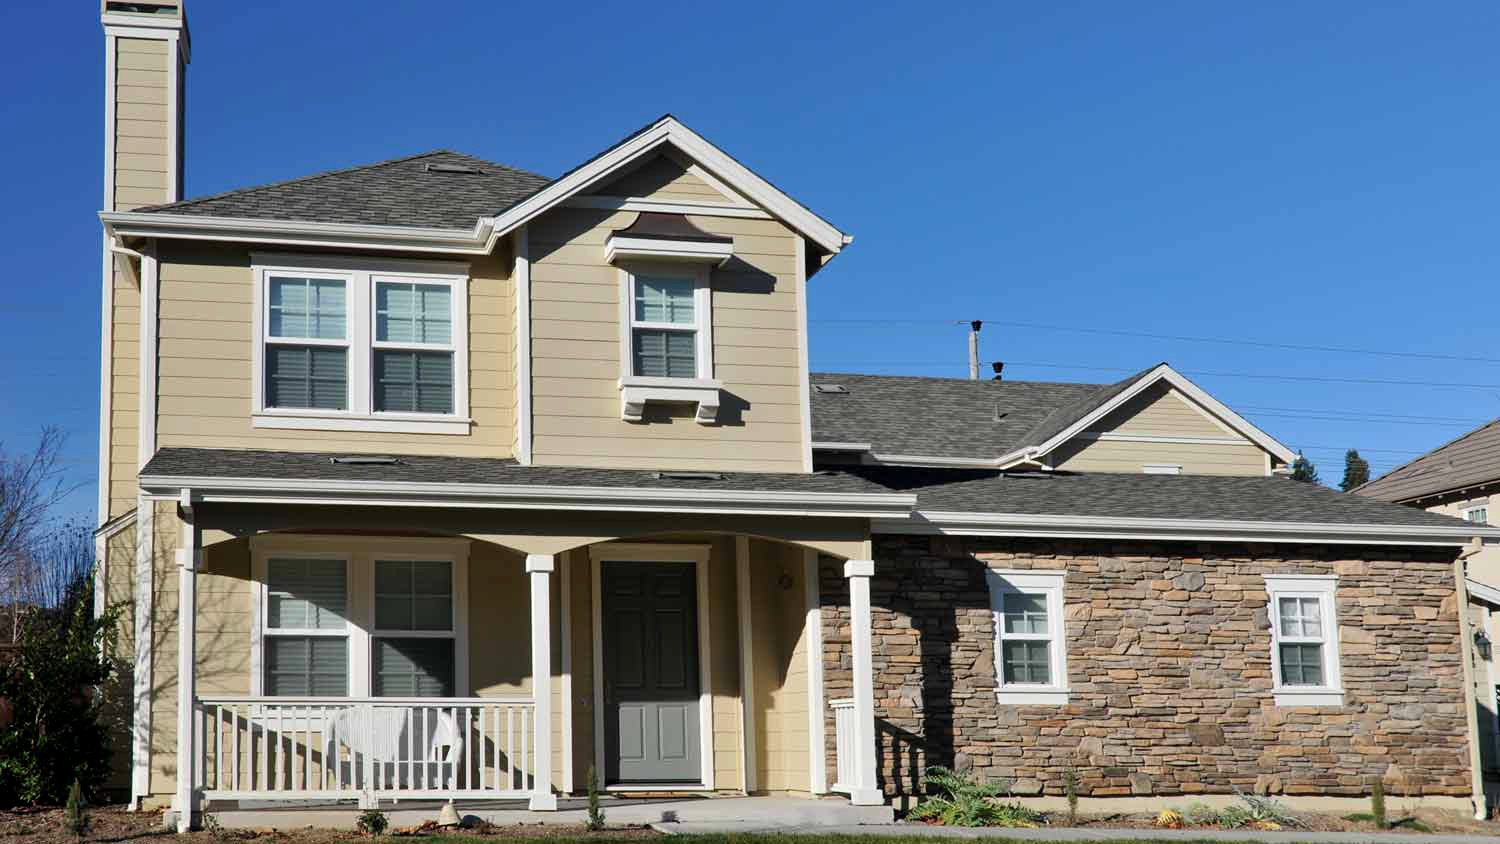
[{"left": 1456, "top": 538, "right": 1489, "bottom": 820}]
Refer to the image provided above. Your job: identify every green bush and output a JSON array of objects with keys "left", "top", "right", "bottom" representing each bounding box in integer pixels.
[
  {"left": 61, "top": 779, "right": 86, "bottom": 838},
  {"left": 356, "top": 809, "right": 388, "bottom": 836},
  {"left": 0, "top": 575, "right": 121, "bottom": 806},
  {"left": 1371, "top": 777, "right": 1388, "bottom": 829},
  {"left": 908, "top": 766, "right": 1042, "bottom": 828},
  {"left": 586, "top": 764, "right": 605, "bottom": 831}
]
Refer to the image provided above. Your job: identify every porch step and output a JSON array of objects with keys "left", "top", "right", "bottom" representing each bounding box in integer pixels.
[{"left": 205, "top": 794, "right": 894, "bottom": 831}]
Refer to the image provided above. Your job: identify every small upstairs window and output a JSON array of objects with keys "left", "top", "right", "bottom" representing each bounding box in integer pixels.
[
  {"left": 632, "top": 276, "right": 699, "bottom": 378},
  {"left": 615, "top": 261, "right": 720, "bottom": 424},
  {"left": 265, "top": 276, "right": 349, "bottom": 411},
  {"left": 1463, "top": 505, "right": 1489, "bottom": 525}
]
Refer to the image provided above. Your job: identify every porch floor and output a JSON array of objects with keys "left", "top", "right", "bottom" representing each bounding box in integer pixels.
[{"left": 204, "top": 794, "right": 895, "bottom": 831}]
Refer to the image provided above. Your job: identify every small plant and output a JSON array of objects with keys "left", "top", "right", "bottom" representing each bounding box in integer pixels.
[
  {"left": 1184, "top": 802, "right": 1219, "bottom": 826},
  {"left": 356, "top": 808, "right": 389, "bottom": 837},
  {"left": 1062, "top": 765, "right": 1080, "bottom": 825},
  {"left": 1154, "top": 808, "right": 1184, "bottom": 829},
  {"left": 908, "top": 766, "right": 1041, "bottom": 828},
  {"left": 1371, "top": 776, "right": 1388, "bottom": 829},
  {"left": 586, "top": 764, "right": 605, "bottom": 831},
  {"left": 62, "top": 779, "right": 88, "bottom": 838},
  {"left": 1232, "top": 786, "right": 1303, "bottom": 829},
  {"left": 202, "top": 810, "right": 224, "bottom": 838}
]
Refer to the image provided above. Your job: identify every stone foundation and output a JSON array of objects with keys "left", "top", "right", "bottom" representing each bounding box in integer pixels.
[{"left": 822, "top": 536, "right": 1472, "bottom": 801}]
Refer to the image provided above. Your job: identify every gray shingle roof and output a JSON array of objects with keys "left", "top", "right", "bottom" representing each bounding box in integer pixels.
[
  {"left": 851, "top": 466, "right": 1473, "bottom": 527},
  {"left": 1352, "top": 419, "right": 1500, "bottom": 503},
  {"left": 132, "top": 151, "right": 551, "bottom": 228},
  {"left": 139, "top": 447, "right": 894, "bottom": 496},
  {"left": 809, "top": 372, "right": 1122, "bottom": 460}
]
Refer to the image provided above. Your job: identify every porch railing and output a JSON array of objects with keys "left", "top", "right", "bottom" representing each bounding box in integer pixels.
[
  {"left": 193, "top": 696, "right": 535, "bottom": 802},
  {"left": 829, "top": 697, "right": 856, "bottom": 794}
]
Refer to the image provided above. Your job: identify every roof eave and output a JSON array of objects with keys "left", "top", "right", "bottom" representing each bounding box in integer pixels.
[{"left": 100, "top": 210, "right": 495, "bottom": 255}]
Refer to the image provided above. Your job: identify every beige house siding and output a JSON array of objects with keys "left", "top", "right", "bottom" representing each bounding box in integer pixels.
[
  {"left": 109, "top": 264, "right": 142, "bottom": 516},
  {"left": 112, "top": 38, "right": 171, "bottom": 211},
  {"left": 101, "top": 523, "right": 140, "bottom": 792},
  {"left": 151, "top": 241, "right": 517, "bottom": 458},
  {"left": 527, "top": 202, "right": 807, "bottom": 472},
  {"left": 747, "top": 539, "right": 811, "bottom": 793},
  {"left": 1053, "top": 382, "right": 1271, "bottom": 475},
  {"left": 586, "top": 153, "right": 736, "bottom": 202}
]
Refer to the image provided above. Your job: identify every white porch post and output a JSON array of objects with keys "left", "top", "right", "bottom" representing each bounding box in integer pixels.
[
  {"left": 174, "top": 493, "right": 200, "bottom": 832},
  {"left": 527, "top": 553, "right": 557, "bottom": 810},
  {"left": 844, "top": 559, "right": 884, "bottom": 806}
]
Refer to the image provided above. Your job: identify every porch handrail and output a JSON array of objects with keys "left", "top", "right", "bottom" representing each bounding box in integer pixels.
[
  {"left": 829, "top": 698, "right": 857, "bottom": 795},
  {"left": 196, "top": 695, "right": 534, "bottom": 705}
]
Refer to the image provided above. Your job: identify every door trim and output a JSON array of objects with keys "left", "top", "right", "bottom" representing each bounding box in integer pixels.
[{"left": 590, "top": 543, "right": 715, "bottom": 790}]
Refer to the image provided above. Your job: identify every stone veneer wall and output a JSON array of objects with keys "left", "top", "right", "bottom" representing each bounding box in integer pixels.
[{"left": 820, "top": 536, "right": 1472, "bottom": 800}]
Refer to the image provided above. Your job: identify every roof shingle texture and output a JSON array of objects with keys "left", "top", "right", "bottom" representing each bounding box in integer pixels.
[
  {"left": 132, "top": 151, "right": 552, "bottom": 229},
  {"left": 1353, "top": 419, "right": 1500, "bottom": 503}
]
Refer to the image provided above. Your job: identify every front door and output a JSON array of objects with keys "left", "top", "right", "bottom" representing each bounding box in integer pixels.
[{"left": 601, "top": 561, "right": 702, "bottom": 784}]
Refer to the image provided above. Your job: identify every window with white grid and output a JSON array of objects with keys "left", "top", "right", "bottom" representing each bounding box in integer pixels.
[
  {"left": 1264, "top": 575, "right": 1344, "bottom": 706},
  {"left": 987, "top": 569, "right": 1069, "bottom": 705}
]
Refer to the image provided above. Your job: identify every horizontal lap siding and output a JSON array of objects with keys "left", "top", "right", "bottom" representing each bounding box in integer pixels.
[
  {"left": 528, "top": 205, "right": 806, "bottom": 473},
  {"left": 153, "top": 242, "right": 516, "bottom": 458},
  {"left": 1055, "top": 383, "right": 1271, "bottom": 476},
  {"left": 586, "top": 154, "right": 732, "bottom": 201}
]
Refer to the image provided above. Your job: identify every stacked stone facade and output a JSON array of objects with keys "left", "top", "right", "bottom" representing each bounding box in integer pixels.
[{"left": 822, "top": 536, "right": 1472, "bottom": 800}]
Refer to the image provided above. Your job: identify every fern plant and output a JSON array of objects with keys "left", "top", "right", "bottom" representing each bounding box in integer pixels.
[{"left": 908, "top": 766, "right": 1041, "bottom": 828}]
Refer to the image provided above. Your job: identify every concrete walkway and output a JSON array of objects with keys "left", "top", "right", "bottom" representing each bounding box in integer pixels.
[{"left": 653, "top": 820, "right": 1500, "bottom": 844}]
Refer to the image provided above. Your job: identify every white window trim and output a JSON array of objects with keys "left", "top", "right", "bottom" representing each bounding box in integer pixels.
[
  {"left": 1264, "top": 574, "right": 1344, "bottom": 707},
  {"left": 1462, "top": 504, "right": 1489, "bottom": 525},
  {"left": 615, "top": 263, "right": 721, "bottom": 424},
  {"left": 1143, "top": 464, "right": 1182, "bottom": 475},
  {"left": 987, "top": 569, "right": 1070, "bottom": 705},
  {"left": 250, "top": 253, "right": 472, "bottom": 435},
  {"left": 250, "top": 534, "right": 471, "bottom": 699}
]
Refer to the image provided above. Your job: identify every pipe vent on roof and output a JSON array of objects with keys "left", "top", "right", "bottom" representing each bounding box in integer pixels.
[
  {"left": 813, "top": 384, "right": 848, "bottom": 394},
  {"left": 426, "top": 163, "right": 485, "bottom": 175}
]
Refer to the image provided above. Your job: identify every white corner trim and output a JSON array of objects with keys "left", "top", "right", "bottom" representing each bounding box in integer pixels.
[
  {"left": 515, "top": 226, "right": 533, "bottom": 465},
  {"left": 130, "top": 495, "right": 154, "bottom": 805},
  {"left": 97, "top": 236, "right": 115, "bottom": 527},
  {"left": 1014, "top": 364, "right": 1298, "bottom": 468},
  {"left": 802, "top": 548, "right": 828, "bottom": 794},
  {"left": 137, "top": 244, "right": 158, "bottom": 469},
  {"left": 735, "top": 536, "right": 757, "bottom": 793},
  {"left": 605, "top": 235, "right": 733, "bottom": 266},
  {"left": 559, "top": 551, "right": 574, "bottom": 794},
  {"left": 878, "top": 510, "right": 1500, "bottom": 547},
  {"left": 794, "top": 236, "right": 813, "bottom": 474},
  {"left": 563, "top": 195, "right": 770, "bottom": 220}
]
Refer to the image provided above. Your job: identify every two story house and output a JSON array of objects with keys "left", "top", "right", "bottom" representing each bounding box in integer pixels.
[{"left": 93, "top": 2, "right": 1498, "bottom": 830}]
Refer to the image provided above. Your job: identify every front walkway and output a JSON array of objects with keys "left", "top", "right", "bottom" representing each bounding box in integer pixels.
[{"left": 208, "top": 794, "right": 893, "bottom": 831}]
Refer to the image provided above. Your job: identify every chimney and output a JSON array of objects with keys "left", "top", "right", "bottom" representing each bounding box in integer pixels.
[
  {"left": 967, "top": 320, "right": 982, "bottom": 380},
  {"left": 102, "top": 1, "right": 189, "bottom": 211}
]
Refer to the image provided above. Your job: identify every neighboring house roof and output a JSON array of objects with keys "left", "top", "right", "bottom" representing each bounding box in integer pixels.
[
  {"left": 855, "top": 466, "right": 1472, "bottom": 529},
  {"left": 810, "top": 363, "right": 1297, "bottom": 467},
  {"left": 131, "top": 151, "right": 551, "bottom": 229},
  {"left": 1351, "top": 418, "right": 1500, "bottom": 503}
]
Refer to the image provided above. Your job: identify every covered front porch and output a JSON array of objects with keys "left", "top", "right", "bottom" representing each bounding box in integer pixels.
[{"left": 133, "top": 494, "right": 893, "bottom": 830}]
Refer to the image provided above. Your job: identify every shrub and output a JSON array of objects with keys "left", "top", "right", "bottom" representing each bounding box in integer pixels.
[
  {"left": 1371, "top": 776, "right": 1387, "bottom": 829},
  {"left": 61, "top": 779, "right": 87, "bottom": 838},
  {"left": 586, "top": 764, "right": 605, "bottom": 831},
  {"left": 0, "top": 574, "right": 121, "bottom": 805},
  {"left": 908, "top": 766, "right": 1041, "bottom": 828},
  {"left": 1184, "top": 802, "right": 1219, "bottom": 826},
  {"left": 1217, "top": 804, "right": 1251, "bottom": 828},
  {"left": 356, "top": 809, "right": 388, "bottom": 837},
  {"left": 1232, "top": 786, "right": 1303, "bottom": 829},
  {"left": 1062, "top": 766, "right": 1080, "bottom": 825},
  {"left": 1154, "top": 809, "right": 1184, "bottom": 829}
]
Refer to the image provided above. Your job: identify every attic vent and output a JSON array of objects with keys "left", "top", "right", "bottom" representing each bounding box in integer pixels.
[
  {"left": 426, "top": 163, "right": 485, "bottom": 175},
  {"left": 652, "top": 471, "right": 726, "bottom": 481},
  {"left": 813, "top": 384, "right": 848, "bottom": 394},
  {"left": 329, "top": 455, "right": 402, "bottom": 465}
]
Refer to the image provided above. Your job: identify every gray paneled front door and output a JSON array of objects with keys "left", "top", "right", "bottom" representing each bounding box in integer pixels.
[{"left": 601, "top": 561, "right": 702, "bottom": 784}]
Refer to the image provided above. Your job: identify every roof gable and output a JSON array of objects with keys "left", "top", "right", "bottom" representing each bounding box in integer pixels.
[{"left": 1352, "top": 418, "right": 1500, "bottom": 502}]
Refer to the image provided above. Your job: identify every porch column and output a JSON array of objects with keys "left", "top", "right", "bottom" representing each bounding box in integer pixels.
[
  {"left": 526, "top": 554, "right": 557, "bottom": 811},
  {"left": 174, "top": 494, "right": 201, "bottom": 832},
  {"left": 844, "top": 559, "right": 884, "bottom": 806}
]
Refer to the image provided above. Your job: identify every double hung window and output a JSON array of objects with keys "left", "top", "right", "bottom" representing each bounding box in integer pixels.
[
  {"left": 1264, "top": 575, "right": 1344, "bottom": 706},
  {"left": 986, "top": 570, "right": 1069, "bottom": 704}
]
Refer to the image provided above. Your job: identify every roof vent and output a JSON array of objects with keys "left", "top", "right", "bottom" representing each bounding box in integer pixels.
[
  {"left": 813, "top": 384, "right": 848, "bottom": 394},
  {"left": 426, "top": 163, "right": 485, "bottom": 175},
  {"left": 652, "top": 471, "right": 726, "bottom": 481},
  {"left": 329, "top": 455, "right": 402, "bottom": 465}
]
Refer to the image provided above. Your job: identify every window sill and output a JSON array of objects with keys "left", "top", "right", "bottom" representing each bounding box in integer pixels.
[
  {"left": 252, "top": 411, "right": 472, "bottom": 435},
  {"left": 995, "top": 687, "right": 1071, "bottom": 705},
  {"left": 1272, "top": 687, "right": 1345, "bottom": 707},
  {"left": 619, "top": 376, "right": 722, "bottom": 424}
]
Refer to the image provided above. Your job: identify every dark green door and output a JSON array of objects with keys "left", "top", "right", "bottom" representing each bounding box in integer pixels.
[{"left": 601, "top": 561, "right": 702, "bottom": 784}]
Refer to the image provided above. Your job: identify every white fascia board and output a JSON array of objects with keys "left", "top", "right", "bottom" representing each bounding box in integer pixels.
[
  {"left": 1467, "top": 578, "right": 1500, "bottom": 607},
  {"left": 92, "top": 507, "right": 139, "bottom": 541},
  {"left": 1025, "top": 364, "right": 1298, "bottom": 466},
  {"left": 812, "top": 442, "right": 873, "bottom": 453},
  {"left": 564, "top": 195, "right": 770, "bottom": 220},
  {"left": 869, "top": 453, "right": 1004, "bottom": 468},
  {"left": 100, "top": 211, "right": 493, "bottom": 255},
  {"left": 487, "top": 116, "right": 848, "bottom": 255},
  {"left": 873, "top": 510, "right": 1500, "bottom": 547},
  {"left": 137, "top": 474, "right": 916, "bottom": 519}
]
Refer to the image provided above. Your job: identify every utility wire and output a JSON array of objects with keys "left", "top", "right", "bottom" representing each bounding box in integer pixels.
[{"left": 811, "top": 318, "right": 1500, "bottom": 365}]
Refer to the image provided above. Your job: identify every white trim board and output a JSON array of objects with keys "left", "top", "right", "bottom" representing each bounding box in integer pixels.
[
  {"left": 563, "top": 195, "right": 770, "bottom": 219},
  {"left": 876, "top": 510, "right": 1500, "bottom": 547},
  {"left": 588, "top": 543, "right": 716, "bottom": 790},
  {"left": 514, "top": 227, "right": 533, "bottom": 464}
]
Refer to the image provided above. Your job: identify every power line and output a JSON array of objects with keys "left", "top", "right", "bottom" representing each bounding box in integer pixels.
[{"left": 811, "top": 318, "right": 1500, "bottom": 365}]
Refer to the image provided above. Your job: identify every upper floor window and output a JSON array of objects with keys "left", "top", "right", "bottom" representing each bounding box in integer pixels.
[
  {"left": 1264, "top": 574, "right": 1344, "bottom": 706},
  {"left": 252, "top": 254, "right": 470, "bottom": 434},
  {"left": 1463, "top": 505, "right": 1489, "bottom": 525},
  {"left": 615, "top": 262, "right": 721, "bottom": 424},
  {"left": 986, "top": 569, "right": 1069, "bottom": 705}
]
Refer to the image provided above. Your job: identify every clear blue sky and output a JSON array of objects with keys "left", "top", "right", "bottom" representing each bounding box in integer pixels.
[{"left": 3, "top": 1, "right": 1498, "bottom": 519}]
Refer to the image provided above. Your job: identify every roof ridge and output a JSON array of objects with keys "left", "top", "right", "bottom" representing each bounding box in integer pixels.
[
  {"left": 134, "top": 149, "right": 550, "bottom": 215},
  {"left": 809, "top": 371, "right": 1109, "bottom": 389},
  {"left": 1351, "top": 417, "right": 1500, "bottom": 495}
]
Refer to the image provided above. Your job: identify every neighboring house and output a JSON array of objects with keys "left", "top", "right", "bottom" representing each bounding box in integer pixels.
[
  {"left": 1353, "top": 419, "right": 1500, "bottom": 798},
  {"left": 93, "top": 3, "right": 1497, "bottom": 830}
]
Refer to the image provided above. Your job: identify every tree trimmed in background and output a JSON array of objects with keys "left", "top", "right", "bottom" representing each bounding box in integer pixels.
[
  {"left": 1290, "top": 452, "right": 1320, "bottom": 484},
  {"left": 1340, "top": 449, "right": 1371, "bottom": 492}
]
